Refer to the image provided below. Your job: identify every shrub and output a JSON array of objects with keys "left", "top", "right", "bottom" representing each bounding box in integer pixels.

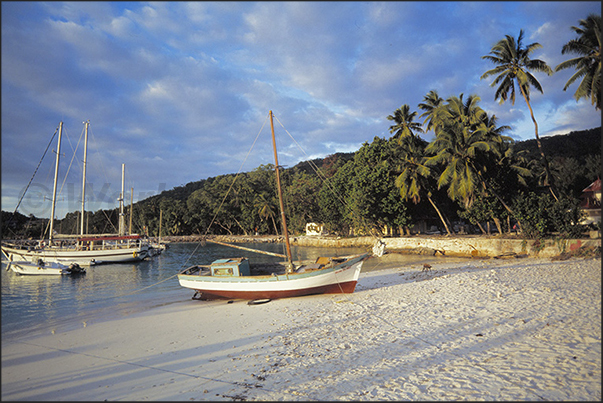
[{"left": 512, "top": 191, "right": 585, "bottom": 239}]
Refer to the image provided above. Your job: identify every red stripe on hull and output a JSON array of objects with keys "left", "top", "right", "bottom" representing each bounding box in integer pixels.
[{"left": 191, "top": 280, "right": 358, "bottom": 300}]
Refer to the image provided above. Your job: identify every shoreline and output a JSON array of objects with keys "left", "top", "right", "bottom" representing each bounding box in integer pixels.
[
  {"left": 156, "top": 234, "right": 601, "bottom": 259},
  {"left": 2, "top": 254, "right": 600, "bottom": 401}
]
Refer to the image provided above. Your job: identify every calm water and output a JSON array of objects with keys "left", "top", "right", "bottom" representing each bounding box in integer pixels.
[{"left": 1, "top": 242, "right": 374, "bottom": 339}]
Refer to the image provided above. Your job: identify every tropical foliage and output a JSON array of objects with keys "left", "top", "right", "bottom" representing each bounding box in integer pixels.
[
  {"left": 481, "top": 29, "right": 557, "bottom": 200},
  {"left": 555, "top": 13, "right": 602, "bottom": 110}
]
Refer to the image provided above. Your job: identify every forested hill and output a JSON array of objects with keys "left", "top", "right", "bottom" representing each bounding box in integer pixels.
[
  {"left": 148, "top": 127, "right": 600, "bottom": 205},
  {"left": 2, "top": 126, "right": 600, "bottom": 239},
  {"left": 514, "top": 127, "right": 601, "bottom": 160},
  {"left": 146, "top": 151, "right": 356, "bottom": 206}
]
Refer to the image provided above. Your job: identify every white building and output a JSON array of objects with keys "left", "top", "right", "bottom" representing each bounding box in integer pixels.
[{"left": 305, "top": 223, "right": 326, "bottom": 236}]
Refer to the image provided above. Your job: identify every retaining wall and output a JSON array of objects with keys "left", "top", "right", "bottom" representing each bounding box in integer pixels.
[{"left": 291, "top": 235, "right": 601, "bottom": 258}]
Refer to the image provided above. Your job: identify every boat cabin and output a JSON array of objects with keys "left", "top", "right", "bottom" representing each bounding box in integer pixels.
[{"left": 210, "top": 257, "right": 251, "bottom": 276}]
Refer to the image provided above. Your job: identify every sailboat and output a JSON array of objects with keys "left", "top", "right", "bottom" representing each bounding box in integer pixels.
[
  {"left": 1, "top": 121, "right": 149, "bottom": 266},
  {"left": 148, "top": 209, "right": 169, "bottom": 257},
  {"left": 178, "top": 111, "right": 369, "bottom": 300}
]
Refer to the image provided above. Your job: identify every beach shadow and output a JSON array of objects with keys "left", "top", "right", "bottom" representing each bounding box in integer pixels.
[
  {"left": 356, "top": 263, "right": 494, "bottom": 292},
  {"left": 1, "top": 320, "right": 273, "bottom": 401}
]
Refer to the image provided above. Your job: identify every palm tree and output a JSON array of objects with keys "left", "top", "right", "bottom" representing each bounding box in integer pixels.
[
  {"left": 254, "top": 194, "right": 278, "bottom": 235},
  {"left": 424, "top": 94, "right": 524, "bottom": 228},
  {"left": 418, "top": 90, "right": 445, "bottom": 133},
  {"left": 394, "top": 134, "right": 452, "bottom": 236},
  {"left": 387, "top": 104, "right": 424, "bottom": 139},
  {"left": 425, "top": 94, "right": 489, "bottom": 209},
  {"left": 475, "top": 112, "right": 530, "bottom": 229},
  {"left": 481, "top": 30, "right": 557, "bottom": 200},
  {"left": 555, "top": 13, "right": 601, "bottom": 110}
]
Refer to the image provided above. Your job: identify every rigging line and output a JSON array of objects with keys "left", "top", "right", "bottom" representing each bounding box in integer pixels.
[
  {"left": 89, "top": 271, "right": 183, "bottom": 301},
  {"left": 273, "top": 115, "right": 381, "bottom": 241},
  {"left": 11, "top": 125, "right": 59, "bottom": 217},
  {"left": 58, "top": 125, "right": 85, "bottom": 199},
  {"left": 273, "top": 114, "right": 367, "bottom": 231},
  {"left": 88, "top": 124, "right": 117, "bottom": 229},
  {"left": 81, "top": 111, "right": 269, "bottom": 307},
  {"left": 101, "top": 208, "right": 119, "bottom": 233},
  {"left": 202, "top": 114, "right": 268, "bottom": 239},
  {"left": 171, "top": 113, "right": 270, "bottom": 275}
]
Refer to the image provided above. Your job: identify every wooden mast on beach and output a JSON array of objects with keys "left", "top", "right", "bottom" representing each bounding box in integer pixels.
[
  {"left": 200, "top": 111, "right": 295, "bottom": 267},
  {"left": 269, "top": 110, "right": 294, "bottom": 272}
]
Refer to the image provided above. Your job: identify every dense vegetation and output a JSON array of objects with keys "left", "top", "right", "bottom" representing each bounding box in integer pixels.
[
  {"left": 2, "top": 15, "right": 600, "bottom": 241},
  {"left": 3, "top": 127, "right": 599, "bottom": 240}
]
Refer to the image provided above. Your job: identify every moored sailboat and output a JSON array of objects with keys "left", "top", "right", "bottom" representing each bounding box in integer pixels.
[
  {"left": 1, "top": 121, "right": 149, "bottom": 266},
  {"left": 178, "top": 111, "right": 369, "bottom": 300}
]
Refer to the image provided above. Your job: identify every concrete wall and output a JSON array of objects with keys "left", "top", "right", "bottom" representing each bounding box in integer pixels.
[{"left": 291, "top": 235, "right": 601, "bottom": 258}]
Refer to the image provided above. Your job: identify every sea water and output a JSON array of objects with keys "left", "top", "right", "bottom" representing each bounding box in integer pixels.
[
  {"left": 1, "top": 241, "right": 454, "bottom": 341},
  {"left": 1, "top": 242, "right": 372, "bottom": 339}
]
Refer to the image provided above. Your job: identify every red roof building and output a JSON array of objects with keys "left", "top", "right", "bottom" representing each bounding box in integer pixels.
[{"left": 580, "top": 178, "right": 601, "bottom": 225}]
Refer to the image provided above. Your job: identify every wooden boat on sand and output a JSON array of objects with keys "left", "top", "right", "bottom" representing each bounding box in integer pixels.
[
  {"left": 178, "top": 111, "right": 370, "bottom": 300},
  {"left": 179, "top": 253, "right": 368, "bottom": 300}
]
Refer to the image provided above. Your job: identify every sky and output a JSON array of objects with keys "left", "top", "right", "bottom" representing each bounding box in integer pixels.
[{"left": 2, "top": 1, "right": 601, "bottom": 220}]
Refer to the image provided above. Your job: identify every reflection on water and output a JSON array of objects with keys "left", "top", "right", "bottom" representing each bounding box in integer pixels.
[{"left": 1, "top": 242, "right": 465, "bottom": 339}]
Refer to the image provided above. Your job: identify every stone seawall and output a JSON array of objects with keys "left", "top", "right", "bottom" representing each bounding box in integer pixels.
[{"left": 158, "top": 234, "right": 600, "bottom": 258}]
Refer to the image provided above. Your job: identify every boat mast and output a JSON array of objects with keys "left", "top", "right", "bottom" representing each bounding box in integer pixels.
[
  {"left": 269, "top": 110, "right": 294, "bottom": 272},
  {"left": 119, "top": 163, "right": 126, "bottom": 236},
  {"left": 129, "top": 187, "right": 133, "bottom": 234},
  {"left": 158, "top": 209, "right": 162, "bottom": 245},
  {"left": 49, "top": 121, "right": 63, "bottom": 244},
  {"left": 80, "top": 120, "right": 89, "bottom": 236}
]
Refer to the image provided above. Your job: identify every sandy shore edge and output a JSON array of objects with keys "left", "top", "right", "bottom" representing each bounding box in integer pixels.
[{"left": 1, "top": 255, "right": 600, "bottom": 401}]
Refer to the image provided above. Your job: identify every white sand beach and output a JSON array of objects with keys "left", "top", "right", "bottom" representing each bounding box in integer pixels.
[{"left": 2, "top": 254, "right": 600, "bottom": 401}]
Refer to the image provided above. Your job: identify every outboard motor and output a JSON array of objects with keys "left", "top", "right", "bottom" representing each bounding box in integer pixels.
[{"left": 68, "top": 263, "right": 86, "bottom": 275}]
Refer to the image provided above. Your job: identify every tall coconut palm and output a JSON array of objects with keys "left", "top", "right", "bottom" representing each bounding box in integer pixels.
[
  {"left": 425, "top": 94, "right": 489, "bottom": 209},
  {"left": 481, "top": 30, "right": 557, "bottom": 200},
  {"left": 387, "top": 104, "right": 424, "bottom": 139},
  {"left": 555, "top": 13, "right": 601, "bottom": 110},
  {"left": 474, "top": 112, "right": 529, "bottom": 220},
  {"left": 393, "top": 134, "right": 452, "bottom": 236},
  {"left": 418, "top": 90, "right": 446, "bottom": 133}
]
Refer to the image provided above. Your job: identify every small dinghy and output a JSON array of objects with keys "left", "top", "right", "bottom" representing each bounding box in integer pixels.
[{"left": 6, "top": 258, "right": 86, "bottom": 276}]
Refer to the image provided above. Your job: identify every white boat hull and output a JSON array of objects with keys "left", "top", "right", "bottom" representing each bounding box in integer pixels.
[
  {"left": 178, "top": 253, "right": 368, "bottom": 300},
  {"left": 9, "top": 261, "right": 70, "bottom": 275},
  {"left": 1, "top": 244, "right": 149, "bottom": 266}
]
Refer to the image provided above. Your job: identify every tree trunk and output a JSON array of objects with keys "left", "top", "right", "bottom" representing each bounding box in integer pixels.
[
  {"left": 231, "top": 216, "right": 248, "bottom": 236},
  {"left": 518, "top": 84, "right": 559, "bottom": 202},
  {"left": 492, "top": 216, "right": 503, "bottom": 235},
  {"left": 476, "top": 221, "right": 487, "bottom": 235},
  {"left": 270, "top": 215, "right": 279, "bottom": 235},
  {"left": 216, "top": 222, "right": 233, "bottom": 235},
  {"left": 427, "top": 195, "right": 452, "bottom": 236},
  {"left": 479, "top": 179, "right": 523, "bottom": 229}
]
